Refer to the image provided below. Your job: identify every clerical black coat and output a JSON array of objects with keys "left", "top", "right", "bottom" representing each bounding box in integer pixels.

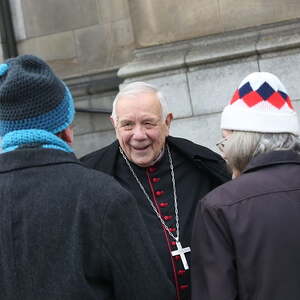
[{"left": 81, "top": 136, "right": 230, "bottom": 300}]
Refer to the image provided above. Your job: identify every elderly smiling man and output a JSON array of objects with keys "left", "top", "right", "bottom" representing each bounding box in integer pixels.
[{"left": 81, "top": 81, "right": 230, "bottom": 300}]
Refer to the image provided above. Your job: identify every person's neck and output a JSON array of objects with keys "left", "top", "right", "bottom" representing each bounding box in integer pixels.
[{"left": 129, "top": 146, "right": 165, "bottom": 168}]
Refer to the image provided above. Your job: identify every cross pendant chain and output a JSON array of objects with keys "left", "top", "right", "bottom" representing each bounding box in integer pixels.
[
  {"left": 171, "top": 241, "right": 191, "bottom": 270},
  {"left": 120, "top": 145, "right": 192, "bottom": 270}
]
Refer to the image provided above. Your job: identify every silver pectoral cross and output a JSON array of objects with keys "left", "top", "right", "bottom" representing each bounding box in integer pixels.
[{"left": 171, "top": 241, "right": 191, "bottom": 270}]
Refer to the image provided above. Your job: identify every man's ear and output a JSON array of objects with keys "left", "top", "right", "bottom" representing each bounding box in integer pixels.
[
  {"left": 110, "top": 116, "right": 117, "bottom": 128},
  {"left": 165, "top": 113, "right": 173, "bottom": 129},
  {"left": 57, "top": 126, "right": 74, "bottom": 145}
]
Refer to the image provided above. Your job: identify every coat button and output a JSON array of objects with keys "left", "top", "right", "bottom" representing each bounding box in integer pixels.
[
  {"left": 155, "top": 190, "right": 165, "bottom": 196},
  {"left": 169, "top": 227, "right": 176, "bottom": 232},
  {"left": 159, "top": 202, "right": 169, "bottom": 208},
  {"left": 163, "top": 215, "right": 173, "bottom": 221},
  {"left": 178, "top": 270, "right": 185, "bottom": 276},
  {"left": 152, "top": 177, "right": 160, "bottom": 183},
  {"left": 180, "top": 285, "right": 189, "bottom": 290},
  {"left": 148, "top": 167, "right": 157, "bottom": 173},
  {"left": 171, "top": 241, "right": 177, "bottom": 246}
]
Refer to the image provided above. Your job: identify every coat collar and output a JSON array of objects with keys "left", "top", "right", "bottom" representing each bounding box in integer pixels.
[
  {"left": 167, "top": 136, "right": 223, "bottom": 162},
  {"left": 0, "top": 148, "right": 79, "bottom": 173},
  {"left": 244, "top": 150, "right": 300, "bottom": 174},
  {"left": 91, "top": 136, "right": 231, "bottom": 182},
  {"left": 167, "top": 136, "right": 231, "bottom": 181}
]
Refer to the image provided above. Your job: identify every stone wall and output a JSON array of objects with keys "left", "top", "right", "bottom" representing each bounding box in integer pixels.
[
  {"left": 128, "top": 0, "right": 300, "bottom": 47},
  {"left": 117, "top": 20, "right": 300, "bottom": 157},
  {"left": 74, "top": 20, "right": 300, "bottom": 157},
  {"left": 11, "top": 0, "right": 135, "bottom": 78},
  {"left": 1, "top": 1, "right": 300, "bottom": 157},
  {"left": 7, "top": 0, "right": 135, "bottom": 156}
]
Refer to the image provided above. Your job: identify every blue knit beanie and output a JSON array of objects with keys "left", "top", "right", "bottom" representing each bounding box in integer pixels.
[{"left": 0, "top": 54, "right": 75, "bottom": 136}]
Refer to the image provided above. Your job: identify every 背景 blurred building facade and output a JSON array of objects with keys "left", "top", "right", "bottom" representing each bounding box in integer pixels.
[{"left": 1, "top": 0, "right": 300, "bottom": 156}]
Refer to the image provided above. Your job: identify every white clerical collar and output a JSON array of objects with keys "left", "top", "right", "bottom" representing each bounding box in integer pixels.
[
  {"left": 149, "top": 146, "right": 165, "bottom": 166},
  {"left": 120, "top": 145, "right": 166, "bottom": 168}
]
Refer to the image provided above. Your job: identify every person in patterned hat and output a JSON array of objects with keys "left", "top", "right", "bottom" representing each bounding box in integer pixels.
[
  {"left": 81, "top": 81, "right": 230, "bottom": 300},
  {"left": 0, "top": 55, "right": 174, "bottom": 300},
  {"left": 192, "top": 72, "right": 300, "bottom": 300}
]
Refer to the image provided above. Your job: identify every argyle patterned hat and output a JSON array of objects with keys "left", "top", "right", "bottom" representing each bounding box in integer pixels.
[
  {"left": 0, "top": 54, "right": 75, "bottom": 136},
  {"left": 221, "top": 72, "right": 299, "bottom": 135}
]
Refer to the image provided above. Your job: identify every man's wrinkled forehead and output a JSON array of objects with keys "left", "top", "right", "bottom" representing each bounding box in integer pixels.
[{"left": 115, "top": 92, "right": 163, "bottom": 118}]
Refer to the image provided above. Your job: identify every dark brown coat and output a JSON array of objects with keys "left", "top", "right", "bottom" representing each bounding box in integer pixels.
[{"left": 192, "top": 150, "right": 300, "bottom": 300}]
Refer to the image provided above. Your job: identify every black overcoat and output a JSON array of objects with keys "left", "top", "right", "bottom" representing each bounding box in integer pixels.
[
  {"left": 0, "top": 148, "right": 175, "bottom": 300},
  {"left": 81, "top": 136, "right": 230, "bottom": 300}
]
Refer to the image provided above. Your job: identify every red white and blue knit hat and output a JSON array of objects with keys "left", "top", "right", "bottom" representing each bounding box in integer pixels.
[{"left": 221, "top": 72, "right": 299, "bottom": 135}]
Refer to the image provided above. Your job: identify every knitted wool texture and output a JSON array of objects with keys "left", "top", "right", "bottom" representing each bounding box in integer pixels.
[
  {"left": 2, "top": 129, "right": 73, "bottom": 153},
  {"left": 221, "top": 72, "right": 299, "bottom": 135},
  {"left": 0, "top": 55, "right": 75, "bottom": 136}
]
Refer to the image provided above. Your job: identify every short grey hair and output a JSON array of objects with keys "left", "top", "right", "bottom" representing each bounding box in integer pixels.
[
  {"left": 111, "top": 82, "right": 169, "bottom": 121},
  {"left": 224, "top": 131, "right": 300, "bottom": 173}
]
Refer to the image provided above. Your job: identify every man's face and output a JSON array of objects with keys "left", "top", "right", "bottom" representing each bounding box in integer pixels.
[{"left": 112, "top": 92, "right": 172, "bottom": 167}]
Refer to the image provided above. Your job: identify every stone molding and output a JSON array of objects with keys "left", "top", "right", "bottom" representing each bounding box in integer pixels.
[
  {"left": 118, "top": 19, "right": 300, "bottom": 79},
  {"left": 64, "top": 69, "right": 121, "bottom": 98},
  {"left": 64, "top": 69, "right": 121, "bottom": 114}
]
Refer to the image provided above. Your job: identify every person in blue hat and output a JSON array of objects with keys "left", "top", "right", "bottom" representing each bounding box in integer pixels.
[{"left": 0, "top": 55, "right": 174, "bottom": 300}]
